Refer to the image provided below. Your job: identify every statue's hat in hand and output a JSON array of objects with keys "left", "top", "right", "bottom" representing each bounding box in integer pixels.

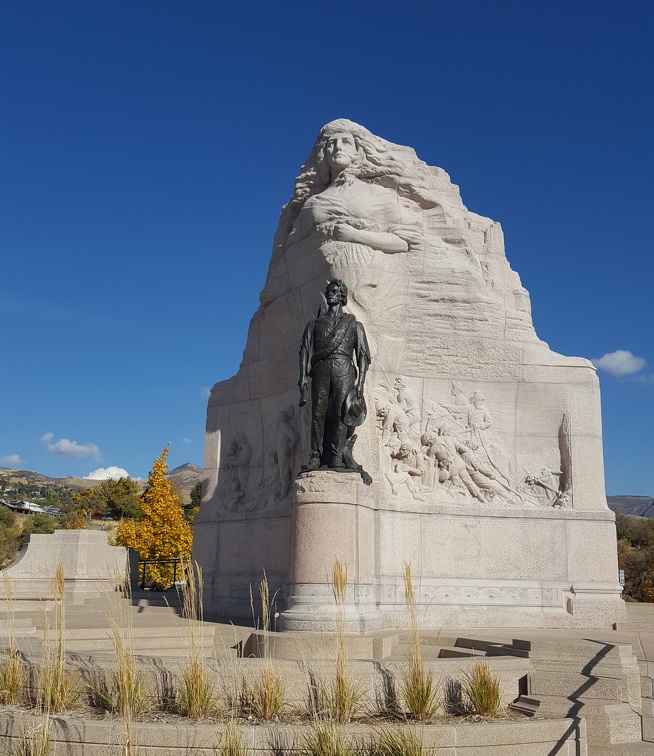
[{"left": 342, "top": 389, "right": 367, "bottom": 427}]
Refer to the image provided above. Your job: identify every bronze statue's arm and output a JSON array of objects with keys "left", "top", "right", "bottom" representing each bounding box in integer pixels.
[{"left": 298, "top": 321, "right": 314, "bottom": 406}]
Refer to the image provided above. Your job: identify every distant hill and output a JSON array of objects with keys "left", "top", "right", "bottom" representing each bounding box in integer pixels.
[
  {"left": 166, "top": 463, "right": 204, "bottom": 503},
  {"left": 607, "top": 496, "right": 654, "bottom": 519},
  {"left": 0, "top": 463, "right": 205, "bottom": 505},
  {"left": 0, "top": 467, "right": 101, "bottom": 491}
]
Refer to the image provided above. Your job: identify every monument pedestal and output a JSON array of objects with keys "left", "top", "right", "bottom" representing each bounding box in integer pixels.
[{"left": 279, "top": 471, "right": 384, "bottom": 632}]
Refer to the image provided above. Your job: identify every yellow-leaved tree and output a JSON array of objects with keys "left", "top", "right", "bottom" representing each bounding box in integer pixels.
[{"left": 116, "top": 445, "right": 193, "bottom": 589}]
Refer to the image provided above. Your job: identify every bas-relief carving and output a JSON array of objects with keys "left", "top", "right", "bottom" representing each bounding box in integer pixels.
[
  {"left": 262, "top": 121, "right": 463, "bottom": 336},
  {"left": 260, "top": 119, "right": 539, "bottom": 354},
  {"left": 260, "top": 406, "right": 300, "bottom": 502},
  {"left": 375, "top": 378, "right": 574, "bottom": 509},
  {"left": 221, "top": 432, "right": 252, "bottom": 510}
]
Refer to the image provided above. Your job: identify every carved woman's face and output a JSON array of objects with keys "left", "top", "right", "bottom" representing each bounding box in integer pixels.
[{"left": 324, "top": 132, "right": 358, "bottom": 172}]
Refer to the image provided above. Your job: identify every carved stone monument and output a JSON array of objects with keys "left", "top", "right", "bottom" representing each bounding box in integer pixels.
[{"left": 193, "top": 119, "right": 624, "bottom": 630}]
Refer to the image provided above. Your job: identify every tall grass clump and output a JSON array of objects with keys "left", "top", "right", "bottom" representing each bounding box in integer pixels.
[
  {"left": 218, "top": 720, "right": 251, "bottom": 756},
  {"left": 368, "top": 726, "right": 430, "bottom": 755},
  {"left": 301, "top": 720, "right": 359, "bottom": 756},
  {"left": 35, "top": 563, "right": 78, "bottom": 712},
  {"left": 0, "top": 574, "right": 27, "bottom": 704},
  {"left": 241, "top": 571, "right": 284, "bottom": 720},
  {"left": 90, "top": 572, "right": 148, "bottom": 756},
  {"left": 101, "top": 585, "right": 148, "bottom": 717},
  {"left": 314, "top": 560, "right": 362, "bottom": 723},
  {"left": 461, "top": 661, "right": 501, "bottom": 717},
  {"left": 399, "top": 563, "right": 438, "bottom": 721},
  {"left": 10, "top": 707, "right": 53, "bottom": 756},
  {"left": 176, "top": 560, "right": 217, "bottom": 719}
]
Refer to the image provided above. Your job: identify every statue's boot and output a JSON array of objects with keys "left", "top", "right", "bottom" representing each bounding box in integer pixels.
[{"left": 302, "top": 452, "right": 322, "bottom": 471}]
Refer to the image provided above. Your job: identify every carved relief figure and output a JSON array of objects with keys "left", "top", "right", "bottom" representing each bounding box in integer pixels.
[
  {"left": 376, "top": 394, "right": 410, "bottom": 444},
  {"left": 375, "top": 379, "right": 549, "bottom": 508},
  {"left": 519, "top": 467, "right": 564, "bottom": 507},
  {"left": 298, "top": 279, "right": 371, "bottom": 480},
  {"left": 465, "top": 391, "right": 515, "bottom": 487},
  {"left": 394, "top": 377, "right": 420, "bottom": 435},
  {"left": 259, "top": 406, "right": 300, "bottom": 503},
  {"left": 291, "top": 130, "right": 421, "bottom": 266},
  {"left": 224, "top": 432, "right": 251, "bottom": 508},
  {"left": 265, "top": 120, "right": 425, "bottom": 316},
  {"left": 385, "top": 438, "right": 426, "bottom": 501},
  {"left": 275, "top": 406, "right": 299, "bottom": 498}
]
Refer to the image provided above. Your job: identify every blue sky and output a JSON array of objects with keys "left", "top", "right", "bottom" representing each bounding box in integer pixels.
[{"left": 1, "top": 1, "right": 652, "bottom": 494}]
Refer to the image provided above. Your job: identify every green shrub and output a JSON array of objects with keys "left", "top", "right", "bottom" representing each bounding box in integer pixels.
[
  {"left": 0, "top": 508, "right": 23, "bottom": 568},
  {"left": 0, "top": 507, "right": 16, "bottom": 528},
  {"left": 23, "top": 513, "right": 57, "bottom": 535}
]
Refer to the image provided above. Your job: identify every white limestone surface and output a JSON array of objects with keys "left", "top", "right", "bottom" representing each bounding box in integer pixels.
[{"left": 194, "top": 120, "right": 624, "bottom": 630}]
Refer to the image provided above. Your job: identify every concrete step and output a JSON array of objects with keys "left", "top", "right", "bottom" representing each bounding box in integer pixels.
[
  {"left": 62, "top": 634, "right": 217, "bottom": 652},
  {"left": 591, "top": 744, "right": 654, "bottom": 755},
  {"left": 62, "top": 625, "right": 217, "bottom": 641},
  {"left": 486, "top": 643, "right": 530, "bottom": 657},
  {"left": 512, "top": 638, "right": 633, "bottom": 664},
  {"left": 0, "top": 627, "right": 36, "bottom": 638},
  {"left": 390, "top": 643, "right": 484, "bottom": 660},
  {"left": 395, "top": 632, "right": 461, "bottom": 647},
  {"left": 615, "top": 622, "right": 654, "bottom": 632},
  {"left": 534, "top": 697, "right": 642, "bottom": 744},
  {"left": 529, "top": 670, "right": 623, "bottom": 700},
  {"left": 0, "top": 615, "right": 35, "bottom": 627},
  {"left": 453, "top": 636, "right": 513, "bottom": 653},
  {"left": 436, "top": 646, "right": 486, "bottom": 659},
  {"left": 625, "top": 603, "right": 654, "bottom": 617}
]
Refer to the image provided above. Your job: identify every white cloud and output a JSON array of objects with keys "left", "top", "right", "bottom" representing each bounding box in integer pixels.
[
  {"left": 199, "top": 387, "right": 211, "bottom": 399},
  {"left": 182, "top": 437, "right": 193, "bottom": 444},
  {"left": 592, "top": 350, "right": 646, "bottom": 377},
  {"left": 0, "top": 454, "right": 26, "bottom": 467},
  {"left": 41, "top": 433, "right": 101, "bottom": 459},
  {"left": 84, "top": 466, "right": 130, "bottom": 481}
]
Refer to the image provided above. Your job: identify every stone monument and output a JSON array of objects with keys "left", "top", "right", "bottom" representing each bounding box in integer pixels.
[{"left": 193, "top": 119, "right": 625, "bottom": 630}]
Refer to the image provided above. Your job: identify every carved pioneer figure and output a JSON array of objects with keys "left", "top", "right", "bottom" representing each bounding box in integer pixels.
[
  {"left": 224, "top": 432, "right": 251, "bottom": 507},
  {"left": 276, "top": 406, "right": 299, "bottom": 498},
  {"left": 299, "top": 279, "right": 370, "bottom": 476}
]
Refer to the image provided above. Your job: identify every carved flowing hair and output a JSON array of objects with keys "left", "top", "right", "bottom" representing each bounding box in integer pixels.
[{"left": 273, "top": 119, "right": 438, "bottom": 252}]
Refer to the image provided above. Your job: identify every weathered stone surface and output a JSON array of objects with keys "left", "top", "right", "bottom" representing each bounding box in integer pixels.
[{"left": 194, "top": 119, "right": 623, "bottom": 630}]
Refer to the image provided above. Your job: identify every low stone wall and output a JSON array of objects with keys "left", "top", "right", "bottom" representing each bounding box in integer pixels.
[
  {"left": 0, "top": 712, "right": 587, "bottom": 755},
  {"left": 0, "top": 530, "right": 130, "bottom": 605}
]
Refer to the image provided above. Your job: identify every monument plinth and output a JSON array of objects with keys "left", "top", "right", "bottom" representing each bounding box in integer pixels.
[
  {"left": 193, "top": 119, "right": 624, "bottom": 630},
  {"left": 279, "top": 471, "right": 383, "bottom": 632}
]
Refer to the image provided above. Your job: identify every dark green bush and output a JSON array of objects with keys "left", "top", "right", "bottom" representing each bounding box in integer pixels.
[
  {"left": 0, "top": 507, "right": 23, "bottom": 568},
  {"left": 23, "top": 513, "right": 57, "bottom": 535},
  {"left": 0, "top": 507, "right": 16, "bottom": 528}
]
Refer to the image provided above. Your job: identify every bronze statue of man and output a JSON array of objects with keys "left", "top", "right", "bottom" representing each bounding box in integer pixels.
[{"left": 299, "top": 279, "right": 371, "bottom": 477}]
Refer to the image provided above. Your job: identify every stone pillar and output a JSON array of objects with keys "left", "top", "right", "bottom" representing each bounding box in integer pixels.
[{"left": 278, "top": 471, "right": 383, "bottom": 632}]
